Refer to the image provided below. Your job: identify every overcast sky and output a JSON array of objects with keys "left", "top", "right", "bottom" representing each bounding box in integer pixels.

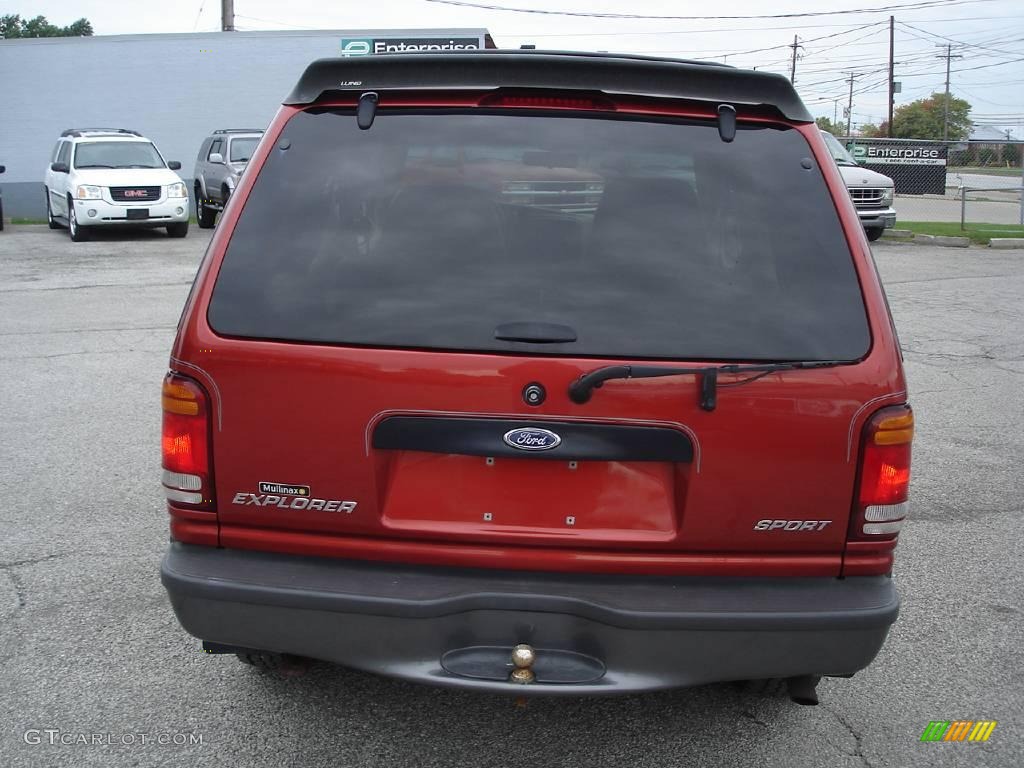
[{"left": 11, "top": 0, "right": 1024, "bottom": 133}]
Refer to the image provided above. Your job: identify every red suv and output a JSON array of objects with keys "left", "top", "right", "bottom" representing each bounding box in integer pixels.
[{"left": 161, "top": 51, "right": 911, "bottom": 703}]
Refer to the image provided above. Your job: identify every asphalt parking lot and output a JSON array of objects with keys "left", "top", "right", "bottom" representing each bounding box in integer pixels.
[{"left": 1, "top": 225, "right": 1021, "bottom": 767}]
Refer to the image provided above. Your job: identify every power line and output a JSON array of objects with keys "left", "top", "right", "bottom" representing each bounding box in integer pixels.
[
  {"left": 424, "top": 0, "right": 999, "bottom": 21},
  {"left": 899, "top": 21, "right": 1024, "bottom": 56},
  {"left": 234, "top": 13, "right": 310, "bottom": 29},
  {"left": 718, "top": 22, "right": 885, "bottom": 59}
]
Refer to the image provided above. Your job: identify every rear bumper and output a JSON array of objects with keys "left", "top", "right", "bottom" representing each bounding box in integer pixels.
[{"left": 161, "top": 542, "right": 899, "bottom": 695}]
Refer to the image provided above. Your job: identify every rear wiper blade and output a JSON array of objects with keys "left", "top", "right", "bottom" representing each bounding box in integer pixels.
[{"left": 568, "top": 360, "right": 850, "bottom": 411}]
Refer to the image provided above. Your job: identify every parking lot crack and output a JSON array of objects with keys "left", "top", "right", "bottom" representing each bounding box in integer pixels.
[
  {"left": 0, "top": 552, "right": 72, "bottom": 569},
  {"left": 885, "top": 273, "right": 1013, "bottom": 287},
  {"left": 1, "top": 347, "right": 162, "bottom": 362},
  {"left": 741, "top": 709, "right": 770, "bottom": 729},
  {"left": 0, "top": 280, "right": 193, "bottom": 294},
  {"left": 0, "top": 565, "right": 28, "bottom": 608},
  {"left": 0, "top": 324, "right": 176, "bottom": 338},
  {"left": 821, "top": 705, "right": 876, "bottom": 768},
  {"left": 0, "top": 553, "right": 72, "bottom": 609}
]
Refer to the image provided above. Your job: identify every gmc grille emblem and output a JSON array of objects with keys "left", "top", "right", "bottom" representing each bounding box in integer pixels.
[{"left": 124, "top": 190, "right": 147, "bottom": 198}]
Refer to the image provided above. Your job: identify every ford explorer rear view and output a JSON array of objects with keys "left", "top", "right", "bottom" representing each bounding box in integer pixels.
[{"left": 160, "top": 51, "right": 913, "bottom": 702}]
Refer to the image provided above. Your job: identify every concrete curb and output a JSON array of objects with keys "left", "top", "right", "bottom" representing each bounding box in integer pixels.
[
  {"left": 882, "top": 229, "right": 914, "bottom": 240},
  {"left": 989, "top": 238, "right": 1024, "bottom": 250},
  {"left": 913, "top": 234, "right": 970, "bottom": 248}
]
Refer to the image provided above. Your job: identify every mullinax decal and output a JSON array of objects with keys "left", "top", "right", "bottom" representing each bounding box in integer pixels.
[{"left": 234, "top": 483, "right": 356, "bottom": 513}]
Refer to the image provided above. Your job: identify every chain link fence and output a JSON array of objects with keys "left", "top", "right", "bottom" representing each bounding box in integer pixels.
[{"left": 839, "top": 136, "right": 1024, "bottom": 239}]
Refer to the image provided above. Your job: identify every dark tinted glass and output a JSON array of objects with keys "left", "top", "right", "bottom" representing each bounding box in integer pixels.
[{"left": 209, "top": 110, "right": 869, "bottom": 361}]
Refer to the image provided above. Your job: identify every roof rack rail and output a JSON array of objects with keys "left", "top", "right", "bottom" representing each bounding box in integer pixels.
[
  {"left": 60, "top": 128, "right": 143, "bottom": 138},
  {"left": 212, "top": 128, "right": 265, "bottom": 134}
]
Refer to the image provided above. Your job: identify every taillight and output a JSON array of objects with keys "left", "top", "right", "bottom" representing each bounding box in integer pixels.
[
  {"left": 478, "top": 91, "right": 615, "bottom": 111},
  {"left": 161, "top": 373, "right": 214, "bottom": 510},
  {"left": 853, "top": 405, "right": 913, "bottom": 538}
]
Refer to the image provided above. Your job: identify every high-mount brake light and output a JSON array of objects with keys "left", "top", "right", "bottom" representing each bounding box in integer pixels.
[
  {"left": 479, "top": 92, "right": 615, "bottom": 111},
  {"left": 161, "top": 373, "right": 213, "bottom": 510},
  {"left": 854, "top": 405, "right": 913, "bottom": 538}
]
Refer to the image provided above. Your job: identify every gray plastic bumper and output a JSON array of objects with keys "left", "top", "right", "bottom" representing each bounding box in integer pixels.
[
  {"left": 857, "top": 207, "right": 897, "bottom": 229},
  {"left": 161, "top": 542, "right": 899, "bottom": 695}
]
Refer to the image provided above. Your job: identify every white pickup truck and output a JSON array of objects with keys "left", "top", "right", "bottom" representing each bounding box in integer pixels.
[{"left": 821, "top": 130, "right": 897, "bottom": 242}]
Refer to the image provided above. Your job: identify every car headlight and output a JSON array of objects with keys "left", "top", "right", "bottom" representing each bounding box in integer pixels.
[
  {"left": 167, "top": 182, "right": 187, "bottom": 198},
  {"left": 76, "top": 185, "right": 102, "bottom": 200},
  {"left": 880, "top": 187, "right": 894, "bottom": 205}
]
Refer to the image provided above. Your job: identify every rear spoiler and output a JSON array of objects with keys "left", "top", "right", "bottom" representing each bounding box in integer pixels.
[{"left": 283, "top": 50, "right": 814, "bottom": 123}]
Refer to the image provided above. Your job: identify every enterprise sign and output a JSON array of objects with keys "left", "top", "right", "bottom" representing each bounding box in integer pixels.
[
  {"left": 341, "top": 37, "right": 482, "bottom": 56},
  {"left": 853, "top": 144, "right": 947, "bottom": 166},
  {"left": 852, "top": 140, "right": 949, "bottom": 194}
]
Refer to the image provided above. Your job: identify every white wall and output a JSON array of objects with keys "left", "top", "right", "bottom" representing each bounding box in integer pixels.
[{"left": 0, "top": 29, "right": 487, "bottom": 217}]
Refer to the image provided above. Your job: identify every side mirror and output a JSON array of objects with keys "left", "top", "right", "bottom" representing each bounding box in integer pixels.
[
  {"left": 50, "top": 162, "right": 69, "bottom": 173},
  {"left": 208, "top": 153, "right": 224, "bottom": 165},
  {"left": 167, "top": 160, "right": 182, "bottom": 171}
]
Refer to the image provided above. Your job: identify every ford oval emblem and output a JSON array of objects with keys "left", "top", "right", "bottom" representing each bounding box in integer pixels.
[{"left": 503, "top": 427, "right": 562, "bottom": 452}]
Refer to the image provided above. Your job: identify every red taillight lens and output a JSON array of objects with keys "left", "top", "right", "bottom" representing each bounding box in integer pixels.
[
  {"left": 161, "top": 373, "right": 213, "bottom": 510},
  {"left": 853, "top": 405, "right": 913, "bottom": 538}
]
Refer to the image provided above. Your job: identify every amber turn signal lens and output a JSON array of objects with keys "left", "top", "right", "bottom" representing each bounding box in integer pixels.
[
  {"left": 872, "top": 409, "right": 914, "bottom": 445},
  {"left": 162, "top": 380, "right": 200, "bottom": 415}
]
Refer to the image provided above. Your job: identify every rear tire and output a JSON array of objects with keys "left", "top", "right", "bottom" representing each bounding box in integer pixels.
[
  {"left": 195, "top": 185, "right": 216, "bottom": 229},
  {"left": 68, "top": 197, "right": 89, "bottom": 242},
  {"left": 865, "top": 227, "right": 884, "bottom": 242},
  {"left": 167, "top": 222, "right": 189, "bottom": 238}
]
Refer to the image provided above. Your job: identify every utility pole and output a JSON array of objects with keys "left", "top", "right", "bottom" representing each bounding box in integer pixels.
[
  {"left": 845, "top": 72, "right": 858, "bottom": 138},
  {"left": 936, "top": 44, "right": 963, "bottom": 141},
  {"left": 887, "top": 16, "right": 895, "bottom": 137},
  {"left": 221, "top": 0, "right": 235, "bottom": 31},
  {"left": 833, "top": 99, "right": 839, "bottom": 126},
  {"left": 789, "top": 35, "right": 801, "bottom": 84}
]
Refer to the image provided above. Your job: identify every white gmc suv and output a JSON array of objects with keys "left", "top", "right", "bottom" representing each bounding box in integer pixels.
[{"left": 44, "top": 128, "right": 189, "bottom": 241}]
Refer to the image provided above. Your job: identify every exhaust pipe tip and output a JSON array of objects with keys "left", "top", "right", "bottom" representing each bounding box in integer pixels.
[{"left": 786, "top": 675, "right": 821, "bottom": 706}]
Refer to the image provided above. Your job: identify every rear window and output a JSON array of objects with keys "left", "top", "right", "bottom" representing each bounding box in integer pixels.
[{"left": 209, "top": 109, "right": 869, "bottom": 361}]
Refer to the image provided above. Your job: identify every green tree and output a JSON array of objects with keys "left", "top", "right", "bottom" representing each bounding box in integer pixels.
[
  {"left": 815, "top": 116, "right": 845, "bottom": 135},
  {"left": 0, "top": 14, "right": 93, "bottom": 38},
  {"left": 885, "top": 92, "right": 972, "bottom": 141},
  {"left": 858, "top": 123, "right": 884, "bottom": 138}
]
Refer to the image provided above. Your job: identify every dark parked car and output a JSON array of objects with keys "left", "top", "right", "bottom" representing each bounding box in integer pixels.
[{"left": 160, "top": 51, "right": 912, "bottom": 704}]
